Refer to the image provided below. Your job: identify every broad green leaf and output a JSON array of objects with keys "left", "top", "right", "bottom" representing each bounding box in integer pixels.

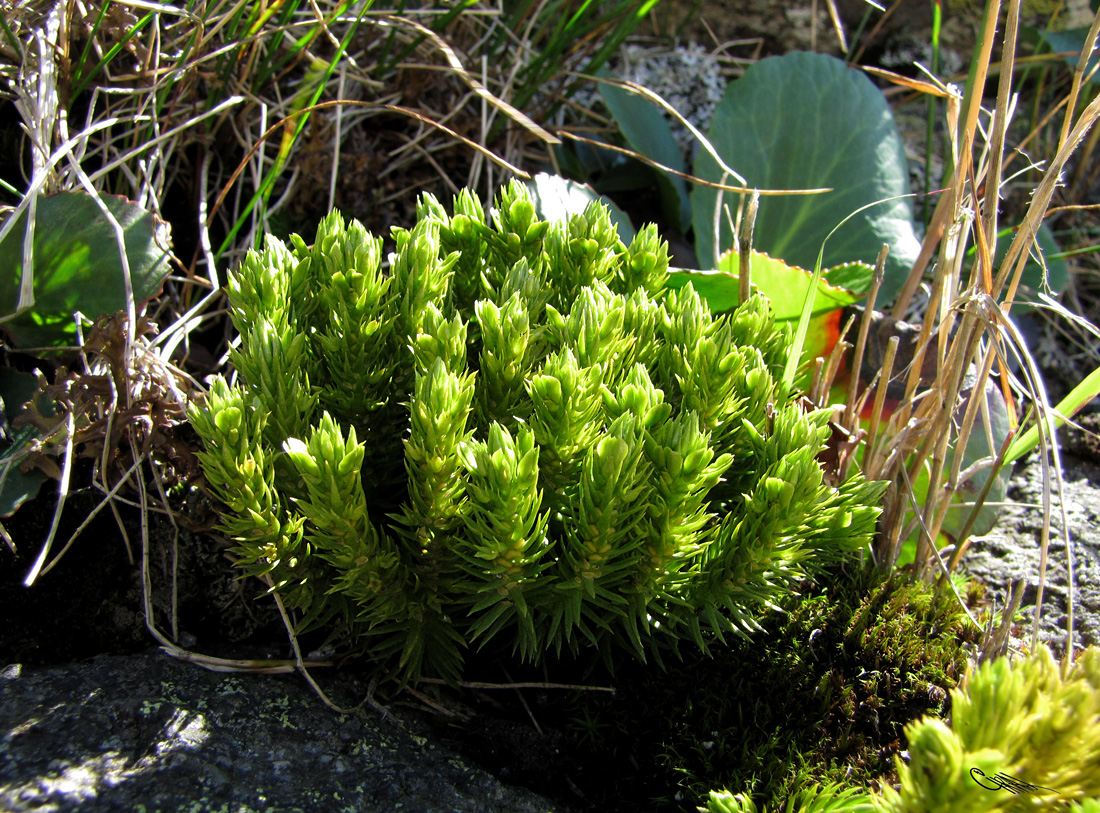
[
  {"left": 823, "top": 262, "right": 875, "bottom": 294},
  {"left": 599, "top": 75, "right": 692, "bottom": 232},
  {"left": 0, "top": 425, "right": 47, "bottom": 518},
  {"left": 668, "top": 250, "right": 863, "bottom": 320},
  {"left": 525, "top": 172, "right": 636, "bottom": 243},
  {"left": 943, "top": 376, "right": 1012, "bottom": 541},
  {"left": 691, "top": 51, "right": 920, "bottom": 304},
  {"left": 717, "top": 251, "right": 864, "bottom": 320},
  {"left": 0, "top": 192, "right": 172, "bottom": 348},
  {"left": 665, "top": 267, "right": 741, "bottom": 312}
]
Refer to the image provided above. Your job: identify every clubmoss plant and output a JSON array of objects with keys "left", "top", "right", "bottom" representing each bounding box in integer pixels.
[{"left": 190, "top": 181, "right": 886, "bottom": 681}]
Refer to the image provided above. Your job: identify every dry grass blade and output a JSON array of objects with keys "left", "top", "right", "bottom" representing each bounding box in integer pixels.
[
  {"left": 845, "top": 247, "right": 888, "bottom": 429},
  {"left": 996, "top": 90, "right": 1100, "bottom": 303},
  {"left": 979, "top": 579, "right": 1027, "bottom": 662},
  {"left": 982, "top": 298, "right": 1073, "bottom": 656},
  {"left": 417, "top": 677, "right": 617, "bottom": 692},
  {"left": 207, "top": 98, "right": 532, "bottom": 229},
  {"left": 22, "top": 410, "right": 75, "bottom": 587},
  {"left": 738, "top": 191, "right": 760, "bottom": 305}
]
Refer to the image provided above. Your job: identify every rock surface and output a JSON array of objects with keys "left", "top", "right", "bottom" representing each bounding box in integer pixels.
[
  {"left": 0, "top": 649, "right": 563, "bottom": 813},
  {"left": 963, "top": 420, "right": 1100, "bottom": 658}
]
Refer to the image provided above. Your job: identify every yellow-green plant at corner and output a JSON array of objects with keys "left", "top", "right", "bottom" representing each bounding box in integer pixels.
[
  {"left": 879, "top": 645, "right": 1100, "bottom": 813},
  {"left": 703, "top": 645, "right": 1100, "bottom": 812},
  {"left": 189, "top": 181, "right": 886, "bottom": 681}
]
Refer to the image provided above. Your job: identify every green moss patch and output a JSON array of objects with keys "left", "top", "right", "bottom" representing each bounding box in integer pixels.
[{"left": 561, "top": 565, "right": 983, "bottom": 810}]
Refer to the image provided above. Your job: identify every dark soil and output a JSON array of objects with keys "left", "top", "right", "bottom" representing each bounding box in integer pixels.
[
  {"left": 1, "top": 649, "right": 559, "bottom": 813},
  {"left": 1, "top": 487, "right": 285, "bottom": 668}
]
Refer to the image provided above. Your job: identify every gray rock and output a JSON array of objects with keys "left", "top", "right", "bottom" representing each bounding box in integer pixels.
[
  {"left": 963, "top": 444, "right": 1100, "bottom": 658},
  {"left": 0, "top": 649, "right": 563, "bottom": 813}
]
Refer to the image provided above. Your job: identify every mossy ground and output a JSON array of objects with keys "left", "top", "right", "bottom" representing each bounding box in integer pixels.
[{"left": 526, "top": 562, "right": 988, "bottom": 811}]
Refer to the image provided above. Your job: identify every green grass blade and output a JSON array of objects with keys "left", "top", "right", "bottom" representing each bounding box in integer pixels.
[
  {"left": 71, "top": 2, "right": 110, "bottom": 92},
  {"left": 210, "top": 4, "right": 255, "bottom": 113},
  {"left": 922, "top": 0, "right": 943, "bottom": 224},
  {"left": 1004, "top": 365, "right": 1100, "bottom": 465},
  {"left": 505, "top": 0, "right": 661, "bottom": 120},
  {"left": 562, "top": 0, "right": 599, "bottom": 36},
  {"left": 781, "top": 245, "right": 828, "bottom": 398},
  {"left": 215, "top": 2, "right": 369, "bottom": 259},
  {"left": 379, "top": 0, "right": 476, "bottom": 77},
  {"left": 250, "top": 0, "right": 317, "bottom": 90}
]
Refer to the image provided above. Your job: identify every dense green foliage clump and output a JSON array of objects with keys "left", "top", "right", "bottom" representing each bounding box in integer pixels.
[{"left": 190, "top": 181, "right": 885, "bottom": 681}]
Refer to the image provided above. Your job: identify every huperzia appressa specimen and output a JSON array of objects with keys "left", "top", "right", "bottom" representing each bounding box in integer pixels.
[{"left": 190, "top": 181, "right": 885, "bottom": 681}]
